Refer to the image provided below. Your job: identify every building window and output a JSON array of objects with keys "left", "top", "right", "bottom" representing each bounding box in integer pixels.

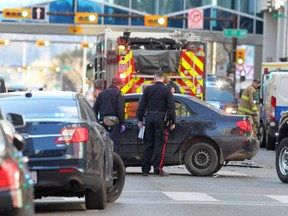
[
  {"left": 240, "top": 16, "right": 254, "bottom": 33},
  {"left": 217, "top": 0, "right": 239, "bottom": 10},
  {"left": 131, "top": 0, "right": 157, "bottom": 14},
  {"left": 240, "top": 0, "right": 255, "bottom": 16},
  {"left": 104, "top": 5, "right": 129, "bottom": 25},
  {"left": 186, "top": 0, "right": 211, "bottom": 9},
  {"left": 158, "top": 0, "right": 183, "bottom": 14}
]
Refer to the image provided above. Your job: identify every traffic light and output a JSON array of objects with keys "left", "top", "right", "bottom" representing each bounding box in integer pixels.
[
  {"left": 75, "top": 12, "right": 98, "bottom": 24},
  {"left": 0, "top": 39, "right": 10, "bottom": 46},
  {"left": 236, "top": 49, "right": 245, "bottom": 65},
  {"left": 81, "top": 42, "right": 94, "bottom": 48},
  {"left": 51, "top": 66, "right": 61, "bottom": 72},
  {"left": 3, "top": 8, "right": 31, "bottom": 19},
  {"left": 267, "top": 0, "right": 274, "bottom": 12},
  {"left": 36, "top": 40, "right": 50, "bottom": 47},
  {"left": 144, "top": 15, "right": 168, "bottom": 27}
]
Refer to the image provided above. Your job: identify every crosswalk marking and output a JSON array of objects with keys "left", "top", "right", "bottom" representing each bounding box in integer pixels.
[
  {"left": 163, "top": 192, "right": 218, "bottom": 202},
  {"left": 267, "top": 195, "right": 288, "bottom": 203}
]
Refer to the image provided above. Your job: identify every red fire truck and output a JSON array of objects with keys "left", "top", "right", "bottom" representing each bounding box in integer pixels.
[{"left": 88, "top": 30, "right": 207, "bottom": 99}]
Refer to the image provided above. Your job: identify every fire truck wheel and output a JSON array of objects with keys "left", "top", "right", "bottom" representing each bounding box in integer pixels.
[
  {"left": 184, "top": 142, "right": 219, "bottom": 176},
  {"left": 107, "top": 152, "right": 125, "bottom": 203}
]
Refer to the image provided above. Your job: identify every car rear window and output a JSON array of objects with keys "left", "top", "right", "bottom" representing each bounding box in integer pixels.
[
  {"left": 0, "top": 99, "right": 78, "bottom": 119},
  {"left": 206, "top": 87, "right": 234, "bottom": 102}
]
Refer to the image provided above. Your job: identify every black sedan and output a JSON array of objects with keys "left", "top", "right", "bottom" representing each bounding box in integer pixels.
[
  {"left": 0, "top": 91, "right": 125, "bottom": 210},
  {"left": 120, "top": 93, "right": 259, "bottom": 176},
  {"left": 0, "top": 112, "right": 34, "bottom": 216}
]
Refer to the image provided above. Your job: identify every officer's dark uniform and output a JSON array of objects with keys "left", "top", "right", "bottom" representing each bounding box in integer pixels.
[
  {"left": 93, "top": 84, "right": 125, "bottom": 153},
  {"left": 137, "top": 81, "right": 175, "bottom": 175}
]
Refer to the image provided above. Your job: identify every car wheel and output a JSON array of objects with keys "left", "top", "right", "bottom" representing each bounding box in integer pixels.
[
  {"left": 276, "top": 138, "right": 288, "bottom": 183},
  {"left": 184, "top": 142, "right": 218, "bottom": 176},
  {"left": 85, "top": 161, "right": 107, "bottom": 210},
  {"left": 107, "top": 152, "right": 125, "bottom": 203},
  {"left": 266, "top": 130, "right": 276, "bottom": 151},
  {"left": 258, "top": 123, "right": 266, "bottom": 148}
]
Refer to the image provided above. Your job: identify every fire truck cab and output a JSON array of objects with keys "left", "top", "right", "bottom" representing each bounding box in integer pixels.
[{"left": 87, "top": 30, "right": 207, "bottom": 99}]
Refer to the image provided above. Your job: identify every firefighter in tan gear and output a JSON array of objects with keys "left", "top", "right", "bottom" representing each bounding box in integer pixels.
[{"left": 237, "top": 79, "right": 261, "bottom": 137}]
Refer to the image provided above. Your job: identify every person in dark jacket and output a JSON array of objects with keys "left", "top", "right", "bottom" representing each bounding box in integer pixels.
[
  {"left": 137, "top": 70, "right": 176, "bottom": 177},
  {"left": 93, "top": 77, "right": 125, "bottom": 153},
  {"left": 163, "top": 76, "right": 181, "bottom": 93}
]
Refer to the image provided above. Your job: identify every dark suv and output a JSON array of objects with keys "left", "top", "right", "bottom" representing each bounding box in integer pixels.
[{"left": 275, "top": 110, "right": 288, "bottom": 183}]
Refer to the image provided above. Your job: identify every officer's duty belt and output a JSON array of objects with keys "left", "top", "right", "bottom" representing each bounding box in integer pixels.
[{"left": 148, "top": 110, "right": 165, "bottom": 114}]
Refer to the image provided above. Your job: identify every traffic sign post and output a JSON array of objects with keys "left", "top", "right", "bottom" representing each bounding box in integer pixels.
[{"left": 223, "top": 29, "right": 248, "bottom": 38}]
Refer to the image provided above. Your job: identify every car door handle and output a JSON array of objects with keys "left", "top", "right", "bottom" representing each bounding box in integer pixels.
[{"left": 179, "top": 120, "right": 188, "bottom": 126}]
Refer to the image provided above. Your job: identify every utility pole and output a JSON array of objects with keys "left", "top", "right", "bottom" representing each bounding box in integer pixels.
[{"left": 227, "top": 15, "right": 238, "bottom": 93}]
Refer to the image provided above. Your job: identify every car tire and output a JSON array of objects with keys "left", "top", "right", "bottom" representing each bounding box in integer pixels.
[
  {"left": 184, "top": 142, "right": 219, "bottom": 176},
  {"left": 266, "top": 130, "right": 276, "bottom": 151},
  {"left": 107, "top": 152, "right": 125, "bottom": 203},
  {"left": 85, "top": 161, "right": 107, "bottom": 210},
  {"left": 258, "top": 123, "right": 266, "bottom": 148},
  {"left": 276, "top": 138, "right": 288, "bottom": 183}
]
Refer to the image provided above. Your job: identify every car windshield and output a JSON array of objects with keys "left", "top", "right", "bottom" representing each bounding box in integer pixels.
[
  {"left": 0, "top": 99, "right": 78, "bottom": 119},
  {"left": 206, "top": 87, "right": 234, "bottom": 102}
]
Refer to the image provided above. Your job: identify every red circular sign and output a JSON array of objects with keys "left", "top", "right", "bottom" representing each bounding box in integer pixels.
[{"left": 189, "top": 10, "right": 203, "bottom": 23}]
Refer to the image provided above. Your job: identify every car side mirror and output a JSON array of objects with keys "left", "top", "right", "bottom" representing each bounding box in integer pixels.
[
  {"left": 13, "top": 132, "right": 25, "bottom": 151},
  {"left": 86, "top": 63, "right": 94, "bottom": 79},
  {"left": 6, "top": 113, "right": 25, "bottom": 128}
]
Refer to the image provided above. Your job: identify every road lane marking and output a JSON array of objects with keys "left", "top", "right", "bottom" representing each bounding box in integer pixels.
[
  {"left": 163, "top": 192, "right": 218, "bottom": 202},
  {"left": 267, "top": 195, "right": 288, "bottom": 203}
]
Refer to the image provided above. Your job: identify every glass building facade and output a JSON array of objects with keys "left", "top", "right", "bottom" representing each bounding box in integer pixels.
[{"left": 0, "top": 0, "right": 263, "bottom": 35}]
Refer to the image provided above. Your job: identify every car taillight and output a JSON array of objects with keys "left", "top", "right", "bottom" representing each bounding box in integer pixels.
[
  {"left": 0, "top": 159, "right": 20, "bottom": 190},
  {"left": 270, "top": 96, "right": 276, "bottom": 121},
  {"left": 236, "top": 120, "right": 252, "bottom": 135},
  {"left": 55, "top": 127, "right": 89, "bottom": 144}
]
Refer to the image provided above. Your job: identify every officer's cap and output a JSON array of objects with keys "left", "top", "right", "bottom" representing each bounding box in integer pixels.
[
  {"left": 253, "top": 79, "right": 261, "bottom": 84},
  {"left": 112, "top": 77, "right": 123, "bottom": 85}
]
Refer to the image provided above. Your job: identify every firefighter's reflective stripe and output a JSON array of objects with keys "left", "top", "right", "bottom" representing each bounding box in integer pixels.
[
  {"left": 238, "top": 107, "right": 254, "bottom": 115},
  {"left": 241, "top": 95, "right": 249, "bottom": 100}
]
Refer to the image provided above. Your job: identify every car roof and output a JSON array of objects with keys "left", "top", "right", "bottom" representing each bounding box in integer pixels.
[{"left": 0, "top": 91, "right": 77, "bottom": 100}]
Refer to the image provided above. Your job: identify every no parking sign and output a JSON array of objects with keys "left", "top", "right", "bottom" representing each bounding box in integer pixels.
[{"left": 188, "top": 9, "right": 204, "bottom": 29}]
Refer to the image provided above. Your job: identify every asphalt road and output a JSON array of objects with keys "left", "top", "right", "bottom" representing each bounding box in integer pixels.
[{"left": 35, "top": 149, "right": 288, "bottom": 216}]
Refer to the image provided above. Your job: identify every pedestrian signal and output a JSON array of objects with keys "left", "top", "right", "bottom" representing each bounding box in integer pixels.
[
  {"left": 236, "top": 49, "right": 245, "bottom": 65},
  {"left": 36, "top": 40, "right": 50, "bottom": 47},
  {"left": 0, "top": 39, "right": 10, "bottom": 46},
  {"left": 144, "top": 15, "right": 168, "bottom": 27},
  {"left": 3, "top": 8, "right": 31, "bottom": 19},
  {"left": 75, "top": 12, "right": 98, "bottom": 24},
  {"left": 81, "top": 42, "right": 94, "bottom": 48}
]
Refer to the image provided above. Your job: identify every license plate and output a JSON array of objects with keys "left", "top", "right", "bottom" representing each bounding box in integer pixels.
[{"left": 30, "top": 171, "right": 37, "bottom": 184}]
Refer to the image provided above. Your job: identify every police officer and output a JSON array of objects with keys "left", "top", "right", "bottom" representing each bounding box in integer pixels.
[
  {"left": 137, "top": 70, "right": 176, "bottom": 176},
  {"left": 93, "top": 77, "right": 125, "bottom": 153},
  {"left": 237, "top": 79, "right": 261, "bottom": 137}
]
